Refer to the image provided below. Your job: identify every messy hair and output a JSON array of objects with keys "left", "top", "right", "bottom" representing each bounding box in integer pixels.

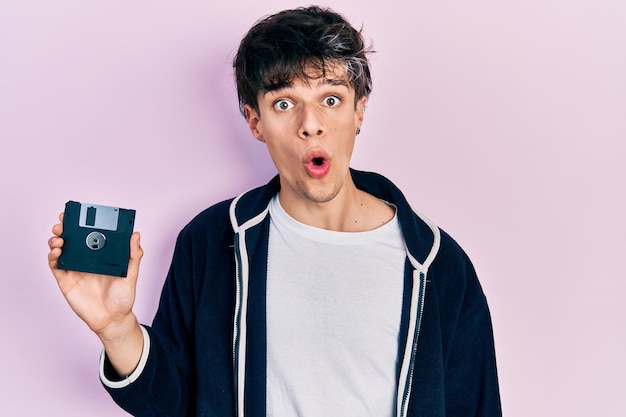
[{"left": 233, "top": 6, "right": 373, "bottom": 116}]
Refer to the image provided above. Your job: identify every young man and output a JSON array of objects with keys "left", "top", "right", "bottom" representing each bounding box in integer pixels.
[{"left": 48, "top": 6, "right": 501, "bottom": 416}]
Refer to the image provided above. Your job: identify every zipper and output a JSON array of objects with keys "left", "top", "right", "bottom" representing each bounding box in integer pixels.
[
  {"left": 228, "top": 200, "right": 271, "bottom": 417},
  {"left": 399, "top": 270, "right": 427, "bottom": 417},
  {"left": 232, "top": 234, "right": 243, "bottom": 417}
]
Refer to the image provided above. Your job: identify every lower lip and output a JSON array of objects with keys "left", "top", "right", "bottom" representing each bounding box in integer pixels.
[{"left": 306, "top": 160, "right": 330, "bottom": 179}]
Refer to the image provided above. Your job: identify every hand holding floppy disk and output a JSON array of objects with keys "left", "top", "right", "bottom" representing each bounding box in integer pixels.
[
  {"left": 48, "top": 202, "right": 142, "bottom": 324},
  {"left": 48, "top": 204, "right": 145, "bottom": 370}
]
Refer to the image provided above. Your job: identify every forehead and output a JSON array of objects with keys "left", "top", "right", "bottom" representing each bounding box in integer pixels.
[
  {"left": 263, "top": 62, "right": 353, "bottom": 93},
  {"left": 302, "top": 62, "right": 349, "bottom": 82},
  {"left": 285, "top": 76, "right": 350, "bottom": 91}
]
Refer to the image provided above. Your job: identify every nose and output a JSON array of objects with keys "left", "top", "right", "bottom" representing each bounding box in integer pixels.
[{"left": 299, "top": 104, "right": 324, "bottom": 138}]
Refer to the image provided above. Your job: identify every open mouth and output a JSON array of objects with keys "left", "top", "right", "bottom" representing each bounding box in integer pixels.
[
  {"left": 305, "top": 154, "right": 330, "bottom": 179},
  {"left": 312, "top": 157, "right": 325, "bottom": 166}
]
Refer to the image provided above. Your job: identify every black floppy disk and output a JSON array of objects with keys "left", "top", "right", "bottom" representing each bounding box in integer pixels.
[{"left": 58, "top": 201, "right": 136, "bottom": 277}]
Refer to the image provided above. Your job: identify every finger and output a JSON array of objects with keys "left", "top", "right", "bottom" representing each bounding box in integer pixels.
[
  {"left": 130, "top": 232, "right": 143, "bottom": 261},
  {"left": 48, "top": 246, "right": 62, "bottom": 270},
  {"left": 48, "top": 235, "right": 64, "bottom": 250},
  {"left": 125, "top": 232, "right": 143, "bottom": 283},
  {"left": 51, "top": 212, "right": 64, "bottom": 238},
  {"left": 52, "top": 222, "right": 63, "bottom": 237}
]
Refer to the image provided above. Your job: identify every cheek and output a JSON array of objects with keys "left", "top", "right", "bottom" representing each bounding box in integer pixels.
[
  {"left": 342, "top": 137, "right": 357, "bottom": 158},
  {"left": 265, "top": 139, "right": 295, "bottom": 166}
]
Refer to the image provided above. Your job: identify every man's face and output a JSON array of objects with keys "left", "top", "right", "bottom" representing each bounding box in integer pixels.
[{"left": 245, "top": 67, "right": 366, "bottom": 210}]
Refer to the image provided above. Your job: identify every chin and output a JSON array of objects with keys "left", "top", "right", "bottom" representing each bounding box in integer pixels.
[{"left": 301, "top": 182, "right": 343, "bottom": 204}]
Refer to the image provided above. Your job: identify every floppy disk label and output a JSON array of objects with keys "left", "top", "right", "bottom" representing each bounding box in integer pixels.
[{"left": 79, "top": 204, "right": 119, "bottom": 231}]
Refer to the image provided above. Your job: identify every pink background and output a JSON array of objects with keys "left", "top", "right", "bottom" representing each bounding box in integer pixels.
[{"left": 1, "top": 0, "right": 625, "bottom": 415}]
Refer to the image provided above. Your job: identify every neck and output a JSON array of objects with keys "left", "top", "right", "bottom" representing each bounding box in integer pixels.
[{"left": 278, "top": 183, "right": 395, "bottom": 233}]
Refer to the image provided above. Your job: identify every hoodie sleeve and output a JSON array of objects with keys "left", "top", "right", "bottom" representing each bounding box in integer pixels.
[
  {"left": 100, "top": 230, "right": 197, "bottom": 416},
  {"left": 446, "top": 258, "right": 501, "bottom": 416},
  {"left": 437, "top": 233, "right": 502, "bottom": 417},
  {"left": 100, "top": 200, "right": 237, "bottom": 416}
]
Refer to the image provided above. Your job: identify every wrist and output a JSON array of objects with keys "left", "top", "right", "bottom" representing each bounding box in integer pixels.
[
  {"left": 96, "top": 312, "right": 139, "bottom": 344},
  {"left": 100, "top": 325, "right": 151, "bottom": 388},
  {"left": 97, "top": 315, "right": 145, "bottom": 377}
]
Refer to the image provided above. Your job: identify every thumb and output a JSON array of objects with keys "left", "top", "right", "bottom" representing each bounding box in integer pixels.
[{"left": 125, "top": 231, "right": 143, "bottom": 282}]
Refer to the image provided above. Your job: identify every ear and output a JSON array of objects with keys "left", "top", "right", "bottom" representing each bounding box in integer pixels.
[
  {"left": 354, "top": 96, "right": 367, "bottom": 130},
  {"left": 244, "top": 104, "right": 265, "bottom": 143}
]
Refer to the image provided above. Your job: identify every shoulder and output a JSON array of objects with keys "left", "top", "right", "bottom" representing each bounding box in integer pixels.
[
  {"left": 176, "top": 199, "right": 235, "bottom": 248},
  {"left": 429, "top": 227, "right": 488, "bottom": 306},
  {"left": 434, "top": 228, "right": 471, "bottom": 268},
  {"left": 172, "top": 176, "right": 278, "bottom": 250}
]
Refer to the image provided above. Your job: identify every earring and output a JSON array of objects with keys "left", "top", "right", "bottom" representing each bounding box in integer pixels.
[{"left": 356, "top": 128, "right": 361, "bottom": 135}]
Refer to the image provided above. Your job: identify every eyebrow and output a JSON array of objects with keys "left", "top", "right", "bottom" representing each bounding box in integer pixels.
[
  {"left": 295, "top": 78, "right": 351, "bottom": 91},
  {"left": 264, "top": 77, "right": 350, "bottom": 95},
  {"left": 321, "top": 78, "right": 350, "bottom": 88},
  {"left": 310, "top": 78, "right": 350, "bottom": 88}
]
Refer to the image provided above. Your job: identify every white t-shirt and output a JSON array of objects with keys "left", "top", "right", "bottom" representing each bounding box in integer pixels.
[{"left": 266, "top": 195, "right": 406, "bottom": 416}]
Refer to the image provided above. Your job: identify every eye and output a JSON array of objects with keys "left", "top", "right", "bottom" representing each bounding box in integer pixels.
[
  {"left": 323, "top": 95, "right": 341, "bottom": 107},
  {"left": 274, "top": 99, "right": 294, "bottom": 111}
]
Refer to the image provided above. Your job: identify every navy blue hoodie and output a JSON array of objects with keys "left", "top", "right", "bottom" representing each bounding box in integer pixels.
[{"left": 101, "top": 169, "right": 501, "bottom": 417}]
